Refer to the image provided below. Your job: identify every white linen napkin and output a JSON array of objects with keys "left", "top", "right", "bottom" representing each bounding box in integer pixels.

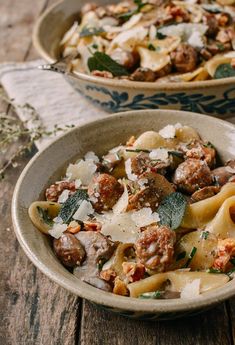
[
  {"left": 0, "top": 60, "right": 234, "bottom": 150},
  {"left": 0, "top": 60, "right": 107, "bottom": 150}
]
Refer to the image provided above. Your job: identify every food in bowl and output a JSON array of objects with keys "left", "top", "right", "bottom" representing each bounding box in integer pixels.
[
  {"left": 60, "top": 0, "right": 235, "bottom": 82},
  {"left": 28, "top": 123, "right": 235, "bottom": 300}
]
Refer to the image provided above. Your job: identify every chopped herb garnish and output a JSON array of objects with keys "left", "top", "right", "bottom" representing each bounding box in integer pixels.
[
  {"left": 139, "top": 291, "right": 163, "bottom": 299},
  {"left": 216, "top": 43, "right": 225, "bottom": 51},
  {"left": 158, "top": 192, "right": 188, "bottom": 230},
  {"left": 207, "top": 268, "right": 222, "bottom": 274},
  {"left": 156, "top": 31, "right": 167, "bottom": 39},
  {"left": 148, "top": 43, "right": 156, "bottom": 51},
  {"left": 176, "top": 251, "right": 186, "bottom": 261},
  {"left": 118, "top": 0, "right": 148, "bottom": 21},
  {"left": 92, "top": 43, "right": 98, "bottom": 49},
  {"left": 125, "top": 148, "right": 150, "bottom": 153},
  {"left": 200, "top": 231, "right": 209, "bottom": 240},
  {"left": 168, "top": 150, "right": 184, "bottom": 158},
  {"left": 37, "top": 206, "right": 53, "bottom": 226},
  {"left": 59, "top": 189, "right": 88, "bottom": 224},
  {"left": 203, "top": 141, "right": 215, "bottom": 149},
  {"left": 88, "top": 52, "right": 129, "bottom": 76},
  {"left": 183, "top": 247, "right": 197, "bottom": 268},
  {"left": 80, "top": 26, "right": 105, "bottom": 38},
  {"left": 214, "top": 63, "right": 235, "bottom": 79},
  {"left": 230, "top": 258, "right": 235, "bottom": 266}
]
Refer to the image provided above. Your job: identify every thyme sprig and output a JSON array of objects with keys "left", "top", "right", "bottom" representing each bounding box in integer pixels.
[{"left": 0, "top": 89, "right": 74, "bottom": 180}]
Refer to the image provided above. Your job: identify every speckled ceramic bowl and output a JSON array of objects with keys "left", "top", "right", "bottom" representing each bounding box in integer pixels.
[
  {"left": 12, "top": 110, "right": 235, "bottom": 320},
  {"left": 33, "top": 0, "right": 235, "bottom": 116}
]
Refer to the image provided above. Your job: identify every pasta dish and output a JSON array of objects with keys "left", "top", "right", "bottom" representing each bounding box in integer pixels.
[
  {"left": 29, "top": 124, "right": 235, "bottom": 299},
  {"left": 60, "top": 0, "right": 235, "bottom": 82}
]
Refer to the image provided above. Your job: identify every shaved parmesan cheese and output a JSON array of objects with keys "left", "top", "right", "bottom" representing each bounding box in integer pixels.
[
  {"left": 99, "top": 212, "right": 140, "bottom": 243},
  {"left": 84, "top": 151, "right": 99, "bottom": 163},
  {"left": 113, "top": 185, "right": 129, "bottom": 215},
  {"left": 79, "top": 11, "right": 99, "bottom": 30},
  {"left": 58, "top": 189, "right": 70, "bottom": 203},
  {"left": 122, "top": 13, "right": 143, "bottom": 30},
  {"left": 149, "top": 25, "right": 157, "bottom": 41},
  {"left": 188, "top": 31, "right": 204, "bottom": 49},
  {"left": 138, "top": 47, "right": 170, "bottom": 72},
  {"left": 75, "top": 179, "right": 82, "bottom": 188},
  {"left": 174, "top": 123, "right": 182, "bottom": 129},
  {"left": 109, "top": 27, "right": 148, "bottom": 52},
  {"left": 159, "top": 125, "right": 176, "bottom": 139},
  {"left": 109, "top": 145, "right": 125, "bottom": 154},
  {"left": 158, "top": 23, "right": 208, "bottom": 41},
  {"left": 131, "top": 207, "right": 160, "bottom": 227},
  {"left": 180, "top": 279, "right": 201, "bottom": 299},
  {"left": 125, "top": 158, "right": 137, "bottom": 181},
  {"left": 138, "top": 178, "right": 148, "bottom": 188},
  {"left": 49, "top": 223, "right": 67, "bottom": 239},
  {"left": 60, "top": 22, "right": 79, "bottom": 45},
  {"left": 149, "top": 148, "right": 169, "bottom": 161},
  {"left": 53, "top": 216, "right": 63, "bottom": 224},
  {"left": 66, "top": 159, "right": 97, "bottom": 185},
  {"left": 73, "top": 200, "right": 94, "bottom": 221}
]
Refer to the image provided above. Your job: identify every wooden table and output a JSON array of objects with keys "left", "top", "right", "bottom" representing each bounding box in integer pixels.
[{"left": 1, "top": 1, "right": 235, "bottom": 344}]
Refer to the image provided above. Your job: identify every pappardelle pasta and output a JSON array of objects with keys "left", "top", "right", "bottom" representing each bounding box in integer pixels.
[
  {"left": 60, "top": 0, "right": 235, "bottom": 82},
  {"left": 29, "top": 123, "right": 235, "bottom": 300}
]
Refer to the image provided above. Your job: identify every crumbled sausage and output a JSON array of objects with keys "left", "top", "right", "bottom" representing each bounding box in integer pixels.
[
  {"left": 190, "top": 185, "right": 220, "bottom": 203},
  {"left": 135, "top": 225, "right": 176, "bottom": 272},
  {"left": 91, "top": 70, "right": 114, "bottom": 79},
  {"left": 130, "top": 153, "right": 169, "bottom": 177},
  {"left": 122, "top": 262, "right": 145, "bottom": 282},
  {"left": 170, "top": 44, "right": 198, "bottom": 73},
  {"left": 130, "top": 68, "right": 156, "bottom": 82},
  {"left": 213, "top": 238, "right": 235, "bottom": 272},
  {"left": 173, "top": 159, "right": 213, "bottom": 194},
  {"left": 182, "top": 140, "right": 216, "bottom": 168},
  {"left": 45, "top": 181, "right": 76, "bottom": 202},
  {"left": 100, "top": 268, "right": 117, "bottom": 283},
  {"left": 113, "top": 276, "right": 129, "bottom": 296},
  {"left": 53, "top": 233, "right": 86, "bottom": 268},
  {"left": 83, "top": 220, "right": 102, "bottom": 232},
  {"left": 88, "top": 173, "right": 124, "bottom": 212},
  {"left": 203, "top": 14, "right": 218, "bottom": 37}
]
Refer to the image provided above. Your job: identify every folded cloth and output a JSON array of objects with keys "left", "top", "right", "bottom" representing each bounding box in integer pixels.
[{"left": 0, "top": 60, "right": 107, "bottom": 150}]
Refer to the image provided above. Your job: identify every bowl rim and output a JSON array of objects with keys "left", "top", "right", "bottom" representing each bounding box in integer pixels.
[
  {"left": 33, "top": 0, "right": 235, "bottom": 91},
  {"left": 12, "top": 109, "right": 235, "bottom": 314}
]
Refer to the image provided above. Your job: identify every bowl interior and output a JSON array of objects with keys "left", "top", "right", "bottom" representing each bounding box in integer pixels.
[{"left": 12, "top": 110, "right": 235, "bottom": 314}]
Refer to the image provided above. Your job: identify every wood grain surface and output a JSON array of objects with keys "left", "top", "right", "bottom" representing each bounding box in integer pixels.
[{"left": 0, "top": 1, "right": 235, "bottom": 344}]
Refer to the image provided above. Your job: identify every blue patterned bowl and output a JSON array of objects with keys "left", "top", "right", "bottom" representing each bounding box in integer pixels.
[
  {"left": 12, "top": 110, "right": 235, "bottom": 320},
  {"left": 33, "top": 0, "right": 235, "bottom": 118},
  {"left": 33, "top": 0, "right": 235, "bottom": 117}
]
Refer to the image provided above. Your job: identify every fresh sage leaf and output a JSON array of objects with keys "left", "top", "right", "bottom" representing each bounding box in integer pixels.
[
  {"left": 214, "top": 63, "right": 235, "bottom": 79},
  {"left": 37, "top": 206, "right": 53, "bottom": 226},
  {"left": 157, "top": 192, "right": 188, "bottom": 230},
  {"left": 59, "top": 189, "right": 88, "bottom": 224},
  {"left": 88, "top": 52, "right": 129, "bottom": 76},
  {"left": 80, "top": 26, "right": 105, "bottom": 38}
]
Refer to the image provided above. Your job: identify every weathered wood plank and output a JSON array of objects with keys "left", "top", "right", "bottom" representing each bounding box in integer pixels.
[
  {"left": 0, "top": 1, "right": 80, "bottom": 344},
  {"left": 80, "top": 301, "right": 232, "bottom": 345}
]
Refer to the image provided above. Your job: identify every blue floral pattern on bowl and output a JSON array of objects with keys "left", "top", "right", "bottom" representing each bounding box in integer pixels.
[{"left": 83, "top": 85, "right": 235, "bottom": 114}]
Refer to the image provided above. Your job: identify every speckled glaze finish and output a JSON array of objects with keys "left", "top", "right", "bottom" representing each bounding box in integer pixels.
[
  {"left": 12, "top": 110, "right": 235, "bottom": 320},
  {"left": 33, "top": 0, "right": 235, "bottom": 116}
]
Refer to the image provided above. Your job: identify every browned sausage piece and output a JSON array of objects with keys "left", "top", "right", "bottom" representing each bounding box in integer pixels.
[
  {"left": 211, "top": 160, "right": 235, "bottom": 186},
  {"left": 130, "top": 68, "right": 156, "bottom": 82},
  {"left": 170, "top": 44, "right": 198, "bottom": 73},
  {"left": 53, "top": 233, "right": 86, "bottom": 268},
  {"left": 88, "top": 173, "right": 124, "bottom": 212},
  {"left": 45, "top": 181, "right": 76, "bottom": 202},
  {"left": 173, "top": 159, "right": 213, "bottom": 194},
  {"left": 190, "top": 186, "right": 220, "bottom": 203},
  {"left": 127, "top": 186, "right": 161, "bottom": 211},
  {"left": 135, "top": 225, "right": 176, "bottom": 272}
]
